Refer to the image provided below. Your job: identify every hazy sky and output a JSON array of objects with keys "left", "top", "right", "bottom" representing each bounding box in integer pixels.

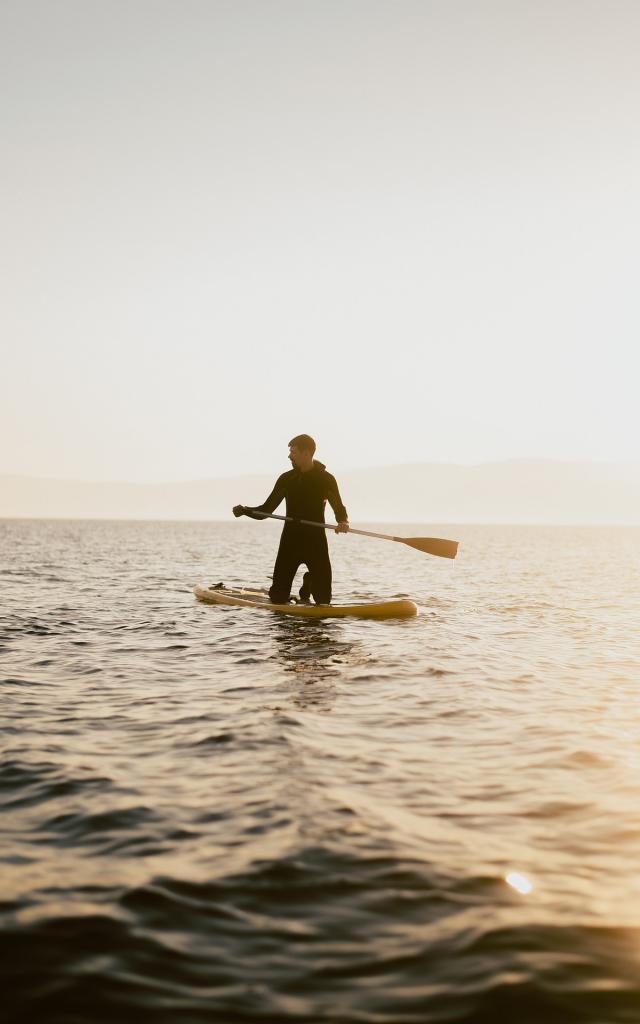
[{"left": 2, "top": 0, "right": 639, "bottom": 481}]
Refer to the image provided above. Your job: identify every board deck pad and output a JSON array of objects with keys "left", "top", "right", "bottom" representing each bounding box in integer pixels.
[{"left": 194, "top": 583, "right": 418, "bottom": 619}]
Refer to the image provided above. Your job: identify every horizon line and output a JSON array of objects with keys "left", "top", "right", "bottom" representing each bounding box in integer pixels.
[
  {"left": 2, "top": 515, "right": 639, "bottom": 528},
  {"left": 3, "top": 455, "right": 640, "bottom": 486}
]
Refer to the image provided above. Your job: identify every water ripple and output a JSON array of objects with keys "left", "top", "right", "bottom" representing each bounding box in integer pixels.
[{"left": 2, "top": 520, "right": 640, "bottom": 1022}]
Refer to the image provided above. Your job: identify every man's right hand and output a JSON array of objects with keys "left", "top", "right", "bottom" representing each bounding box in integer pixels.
[{"left": 232, "top": 505, "right": 246, "bottom": 517}]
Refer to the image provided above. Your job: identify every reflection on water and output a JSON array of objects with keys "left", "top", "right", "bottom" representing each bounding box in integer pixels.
[{"left": 270, "top": 618, "right": 354, "bottom": 709}]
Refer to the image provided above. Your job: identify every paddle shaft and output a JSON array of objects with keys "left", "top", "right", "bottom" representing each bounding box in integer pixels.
[
  {"left": 249, "top": 510, "right": 396, "bottom": 541},
  {"left": 242, "top": 511, "right": 458, "bottom": 559}
]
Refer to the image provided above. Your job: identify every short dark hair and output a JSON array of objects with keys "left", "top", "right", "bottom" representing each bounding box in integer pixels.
[{"left": 289, "top": 434, "right": 316, "bottom": 456}]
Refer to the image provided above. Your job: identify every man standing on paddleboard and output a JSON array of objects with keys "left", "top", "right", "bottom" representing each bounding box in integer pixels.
[{"left": 233, "top": 434, "right": 349, "bottom": 605}]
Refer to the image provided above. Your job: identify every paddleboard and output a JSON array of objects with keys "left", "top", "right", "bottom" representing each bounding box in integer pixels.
[{"left": 194, "top": 583, "right": 418, "bottom": 619}]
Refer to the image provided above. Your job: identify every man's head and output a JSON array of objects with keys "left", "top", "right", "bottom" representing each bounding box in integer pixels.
[{"left": 288, "top": 433, "right": 316, "bottom": 470}]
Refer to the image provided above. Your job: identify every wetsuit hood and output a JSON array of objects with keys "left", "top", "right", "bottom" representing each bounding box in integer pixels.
[{"left": 293, "top": 460, "right": 327, "bottom": 475}]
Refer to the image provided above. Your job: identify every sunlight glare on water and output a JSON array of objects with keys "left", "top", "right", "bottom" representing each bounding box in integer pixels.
[{"left": 506, "top": 872, "right": 534, "bottom": 895}]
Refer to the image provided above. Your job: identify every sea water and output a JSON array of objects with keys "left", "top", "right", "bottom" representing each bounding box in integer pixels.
[{"left": 1, "top": 518, "right": 640, "bottom": 1023}]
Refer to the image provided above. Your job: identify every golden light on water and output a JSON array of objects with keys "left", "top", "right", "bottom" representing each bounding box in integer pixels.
[{"left": 506, "top": 872, "right": 534, "bottom": 895}]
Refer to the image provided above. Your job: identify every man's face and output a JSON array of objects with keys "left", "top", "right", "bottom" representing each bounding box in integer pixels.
[{"left": 288, "top": 444, "right": 304, "bottom": 468}]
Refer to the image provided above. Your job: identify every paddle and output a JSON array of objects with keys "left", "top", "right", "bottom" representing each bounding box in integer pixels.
[{"left": 234, "top": 509, "right": 458, "bottom": 560}]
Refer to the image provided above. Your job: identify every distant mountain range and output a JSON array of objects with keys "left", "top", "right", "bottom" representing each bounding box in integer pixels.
[{"left": 2, "top": 460, "right": 640, "bottom": 524}]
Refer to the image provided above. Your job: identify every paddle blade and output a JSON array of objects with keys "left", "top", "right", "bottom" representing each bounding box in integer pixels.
[{"left": 402, "top": 537, "right": 459, "bottom": 559}]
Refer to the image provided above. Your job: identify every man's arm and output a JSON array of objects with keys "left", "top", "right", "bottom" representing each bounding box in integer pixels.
[
  {"left": 325, "top": 473, "right": 349, "bottom": 533},
  {"left": 233, "top": 474, "right": 288, "bottom": 520}
]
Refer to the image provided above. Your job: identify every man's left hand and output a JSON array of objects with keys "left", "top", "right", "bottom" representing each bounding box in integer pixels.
[{"left": 334, "top": 521, "right": 349, "bottom": 534}]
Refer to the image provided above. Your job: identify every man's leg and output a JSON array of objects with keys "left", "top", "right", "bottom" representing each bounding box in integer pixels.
[
  {"left": 269, "top": 534, "right": 301, "bottom": 604},
  {"left": 305, "top": 541, "right": 332, "bottom": 604},
  {"left": 298, "top": 570, "right": 312, "bottom": 602}
]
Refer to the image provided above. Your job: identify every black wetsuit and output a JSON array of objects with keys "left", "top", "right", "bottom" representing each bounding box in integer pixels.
[{"left": 244, "top": 461, "right": 348, "bottom": 604}]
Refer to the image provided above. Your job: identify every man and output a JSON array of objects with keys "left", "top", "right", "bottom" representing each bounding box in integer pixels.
[{"left": 233, "top": 434, "right": 349, "bottom": 605}]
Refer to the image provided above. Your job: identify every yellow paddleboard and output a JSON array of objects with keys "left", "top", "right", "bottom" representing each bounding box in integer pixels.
[{"left": 194, "top": 584, "right": 417, "bottom": 619}]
